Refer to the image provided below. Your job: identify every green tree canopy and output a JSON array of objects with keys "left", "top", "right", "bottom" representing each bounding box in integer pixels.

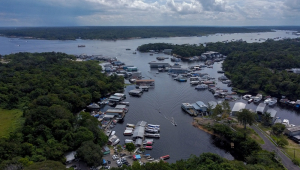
[{"left": 237, "top": 109, "right": 256, "bottom": 129}]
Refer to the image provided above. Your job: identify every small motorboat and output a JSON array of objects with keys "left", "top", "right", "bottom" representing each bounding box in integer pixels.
[{"left": 160, "top": 155, "right": 170, "bottom": 160}]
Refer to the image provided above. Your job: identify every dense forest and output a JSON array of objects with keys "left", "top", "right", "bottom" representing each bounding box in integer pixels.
[
  {"left": 138, "top": 38, "right": 300, "bottom": 99},
  {"left": 0, "top": 26, "right": 272, "bottom": 40},
  {"left": 0, "top": 52, "right": 124, "bottom": 169}
]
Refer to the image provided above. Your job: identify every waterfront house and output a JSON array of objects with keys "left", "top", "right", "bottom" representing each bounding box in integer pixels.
[
  {"left": 284, "top": 126, "right": 300, "bottom": 136},
  {"left": 231, "top": 102, "right": 246, "bottom": 116},
  {"left": 105, "top": 109, "right": 125, "bottom": 120},
  {"left": 265, "top": 108, "right": 277, "bottom": 124}
]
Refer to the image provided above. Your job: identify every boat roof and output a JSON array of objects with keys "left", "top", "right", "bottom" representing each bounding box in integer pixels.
[
  {"left": 135, "top": 79, "right": 155, "bottom": 82},
  {"left": 182, "top": 103, "right": 193, "bottom": 107},
  {"left": 196, "top": 101, "right": 207, "bottom": 108},
  {"left": 132, "top": 126, "right": 145, "bottom": 138},
  {"left": 208, "top": 101, "right": 217, "bottom": 109},
  {"left": 191, "top": 103, "right": 201, "bottom": 110},
  {"left": 106, "top": 109, "right": 124, "bottom": 113},
  {"left": 136, "top": 121, "right": 147, "bottom": 127}
]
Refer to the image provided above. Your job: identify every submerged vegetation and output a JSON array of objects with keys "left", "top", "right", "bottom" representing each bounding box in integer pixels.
[
  {"left": 0, "top": 52, "right": 124, "bottom": 169},
  {"left": 0, "top": 26, "right": 271, "bottom": 40}
]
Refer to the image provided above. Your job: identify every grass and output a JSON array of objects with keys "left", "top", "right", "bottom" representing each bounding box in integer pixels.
[
  {"left": 0, "top": 108, "right": 24, "bottom": 138},
  {"left": 232, "top": 124, "right": 264, "bottom": 144},
  {"left": 284, "top": 138, "right": 300, "bottom": 163},
  {"left": 236, "top": 89, "right": 249, "bottom": 94}
]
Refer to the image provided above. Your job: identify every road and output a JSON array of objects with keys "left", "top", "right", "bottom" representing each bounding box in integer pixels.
[{"left": 251, "top": 125, "right": 300, "bottom": 170}]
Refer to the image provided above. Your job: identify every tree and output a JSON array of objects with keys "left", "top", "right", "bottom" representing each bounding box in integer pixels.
[
  {"left": 125, "top": 143, "right": 135, "bottom": 154},
  {"left": 212, "top": 104, "right": 223, "bottom": 118},
  {"left": 272, "top": 123, "right": 286, "bottom": 136},
  {"left": 23, "top": 160, "right": 66, "bottom": 170},
  {"left": 237, "top": 109, "right": 256, "bottom": 130},
  {"left": 262, "top": 112, "right": 271, "bottom": 126},
  {"left": 76, "top": 140, "right": 103, "bottom": 167},
  {"left": 221, "top": 101, "right": 231, "bottom": 116}
]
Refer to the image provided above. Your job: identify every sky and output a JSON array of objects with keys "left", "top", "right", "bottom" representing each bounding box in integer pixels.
[{"left": 0, "top": 0, "right": 299, "bottom": 26}]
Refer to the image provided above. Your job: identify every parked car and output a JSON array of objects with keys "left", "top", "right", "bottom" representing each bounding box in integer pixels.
[{"left": 112, "top": 155, "right": 119, "bottom": 160}]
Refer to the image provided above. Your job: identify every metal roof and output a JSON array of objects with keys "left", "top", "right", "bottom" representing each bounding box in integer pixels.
[
  {"left": 106, "top": 109, "right": 124, "bottom": 113},
  {"left": 266, "top": 109, "right": 277, "bottom": 118},
  {"left": 208, "top": 101, "right": 217, "bottom": 109},
  {"left": 132, "top": 126, "right": 145, "bottom": 138},
  {"left": 256, "top": 103, "right": 267, "bottom": 113},
  {"left": 136, "top": 121, "right": 147, "bottom": 127},
  {"left": 196, "top": 101, "right": 207, "bottom": 108},
  {"left": 286, "top": 126, "right": 300, "bottom": 132},
  {"left": 191, "top": 103, "right": 201, "bottom": 110},
  {"left": 232, "top": 102, "right": 246, "bottom": 112},
  {"left": 115, "top": 105, "right": 126, "bottom": 109}
]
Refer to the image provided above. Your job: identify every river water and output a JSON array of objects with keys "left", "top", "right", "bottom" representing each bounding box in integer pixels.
[{"left": 1, "top": 30, "right": 300, "bottom": 163}]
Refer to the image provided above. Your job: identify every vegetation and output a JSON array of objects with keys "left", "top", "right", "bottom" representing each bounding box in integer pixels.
[
  {"left": 113, "top": 151, "right": 284, "bottom": 170},
  {"left": 0, "top": 52, "right": 124, "bottom": 169},
  {"left": 0, "top": 26, "right": 271, "bottom": 40},
  {"left": 125, "top": 143, "right": 135, "bottom": 154},
  {"left": 236, "top": 109, "right": 256, "bottom": 130},
  {"left": 272, "top": 123, "right": 286, "bottom": 136},
  {"left": 139, "top": 38, "right": 300, "bottom": 99},
  {"left": 0, "top": 109, "right": 24, "bottom": 138},
  {"left": 76, "top": 140, "right": 103, "bottom": 167}
]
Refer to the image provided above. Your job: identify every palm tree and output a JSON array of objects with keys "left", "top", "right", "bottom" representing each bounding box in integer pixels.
[{"left": 237, "top": 109, "right": 256, "bottom": 130}]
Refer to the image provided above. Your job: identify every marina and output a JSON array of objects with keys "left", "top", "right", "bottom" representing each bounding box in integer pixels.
[{"left": 2, "top": 30, "right": 300, "bottom": 163}]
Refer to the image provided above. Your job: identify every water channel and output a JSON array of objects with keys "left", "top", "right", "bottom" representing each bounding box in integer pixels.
[{"left": 1, "top": 30, "right": 300, "bottom": 163}]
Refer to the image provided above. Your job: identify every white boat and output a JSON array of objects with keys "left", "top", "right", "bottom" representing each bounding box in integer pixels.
[
  {"left": 145, "top": 128, "right": 159, "bottom": 133},
  {"left": 282, "top": 119, "right": 289, "bottom": 127},
  {"left": 181, "top": 103, "right": 198, "bottom": 116},
  {"left": 264, "top": 97, "right": 277, "bottom": 106},
  {"left": 119, "top": 101, "right": 130, "bottom": 106},
  {"left": 190, "top": 81, "right": 199, "bottom": 85},
  {"left": 195, "top": 84, "right": 208, "bottom": 89},
  {"left": 145, "top": 133, "right": 160, "bottom": 138},
  {"left": 242, "top": 94, "right": 252, "bottom": 100},
  {"left": 252, "top": 94, "right": 262, "bottom": 103},
  {"left": 110, "top": 131, "right": 116, "bottom": 136}
]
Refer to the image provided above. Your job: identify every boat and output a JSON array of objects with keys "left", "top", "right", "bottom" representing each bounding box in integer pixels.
[
  {"left": 150, "top": 53, "right": 153, "bottom": 56},
  {"left": 171, "top": 117, "right": 177, "bottom": 126},
  {"left": 126, "top": 123, "right": 135, "bottom": 128},
  {"left": 190, "top": 81, "right": 199, "bottom": 85},
  {"left": 78, "top": 45, "right": 85, "bottom": 47},
  {"left": 195, "top": 84, "right": 208, "bottom": 90},
  {"left": 126, "top": 48, "right": 131, "bottom": 50},
  {"left": 160, "top": 155, "right": 170, "bottom": 160},
  {"left": 119, "top": 102, "right": 130, "bottom": 106},
  {"left": 147, "top": 158, "right": 154, "bottom": 161},
  {"left": 156, "top": 57, "right": 165, "bottom": 60},
  {"left": 145, "top": 128, "right": 159, "bottom": 133},
  {"left": 217, "top": 70, "right": 225, "bottom": 73},
  {"left": 252, "top": 94, "right": 262, "bottom": 103},
  {"left": 264, "top": 97, "right": 277, "bottom": 106},
  {"left": 123, "top": 130, "right": 133, "bottom": 136},
  {"left": 110, "top": 131, "right": 116, "bottom": 136},
  {"left": 144, "top": 146, "right": 153, "bottom": 150},
  {"left": 148, "top": 124, "right": 160, "bottom": 128},
  {"left": 282, "top": 119, "right": 289, "bottom": 127},
  {"left": 181, "top": 103, "right": 198, "bottom": 116},
  {"left": 145, "top": 133, "right": 160, "bottom": 138},
  {"left": 242, "top": 94, "right": 252, "bottom": 100},
  {"left": 207, "top": 65, "right": 213, "bottom": 68}
]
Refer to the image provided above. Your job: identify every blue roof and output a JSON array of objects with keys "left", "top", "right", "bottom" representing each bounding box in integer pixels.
[
  {"left": 103, "top": 159, "right": 106, "bottom": 164},
  {"left": 144, "top": 154, "right": 151, "bottom": 156},
  {"left": 135, "top": 155, "right": 141, "bottom": 159}
]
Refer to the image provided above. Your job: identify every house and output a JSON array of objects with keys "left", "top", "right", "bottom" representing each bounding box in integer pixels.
[
  {"left": 105, "top": 109, "right": 125, "bottom": 120},
  {"left": 102, "top": 146, "right": 110, "bottom": 155},
  {"left": 231, "top": 102, "right": 246, "bottom": 116},
  {"left": 265, "top": 108, "right": 277, "bottom": 124},
  {"left": 196, "top": 101, "right": 208, "bottom": 112},
  {"left": 163, "top": 49, "right": 172, "bottom": 54},
  {"left": 284, "top": 126, "right": 300, "bottom": 136},
  {"left": 135, "top": 79, "right": 155, "bottom": 87}
]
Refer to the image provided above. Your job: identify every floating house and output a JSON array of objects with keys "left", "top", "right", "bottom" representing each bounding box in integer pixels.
[
  {"left": 231, "top": 102, "right": 246, "bottom": 116},
  {"left": 148, "top": 61, "right": 170, "bottom": 68},
  {"left": 105, "top": 109, "right": 125, "bottom": 120},
  {"left": 135, "top": 79, "right": 155, "bottom": 87}
]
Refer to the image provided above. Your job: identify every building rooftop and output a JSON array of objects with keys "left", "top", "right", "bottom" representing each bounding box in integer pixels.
[
  {"left": 266, "top": 108, "right": 277, "bottom": 118},
  {"left": 286, "top": 126, "right": 300, "bottom": 132},
  {"left": 256, "top": 103, "right": 267, "bottom": 113},
  {"left": 232, "top": 102, "right": 246, "bottom": 112}
]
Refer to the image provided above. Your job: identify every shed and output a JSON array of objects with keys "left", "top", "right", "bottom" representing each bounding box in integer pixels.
[
  {"left": 266, "top": 108, "right": 277, "bottom": 124},
  {"left": 256, "top": 103, "right": 267, "bottom": 114},
  {"left": 284, "top": 126, "right": 300, "bottom": 136},
  {"left": 102, "top": 146, "right": 110, "bottom": 155},
  {"left": 231, "top": 102, "right": 246, "bottom": 116}
]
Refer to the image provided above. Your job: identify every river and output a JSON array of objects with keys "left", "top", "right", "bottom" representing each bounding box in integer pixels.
[{"left": 1, "top": 30, "right": 300, "bottom": 163}]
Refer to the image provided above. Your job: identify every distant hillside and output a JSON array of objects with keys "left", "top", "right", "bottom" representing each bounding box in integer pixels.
[{"left": 0, "top": 26, "right": 272, "bottom": 40}]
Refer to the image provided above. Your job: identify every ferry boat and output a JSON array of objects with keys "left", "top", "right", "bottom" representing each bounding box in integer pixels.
[
  {"left": 181, "top": 103, "right": 198, "bottom": 116},
  {"left": 145, "top": 133, "right": 160, "bottom": 138}
]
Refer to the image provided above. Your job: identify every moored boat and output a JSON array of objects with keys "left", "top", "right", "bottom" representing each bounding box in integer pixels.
[
  {"left": 160, "top": 155, "right": 170, "bottom": 160},
  {"left": 145, "top": 133, "right": 160, "bottom": 138},
  {"left": 181, "top": 103, "right": 198, "bottom": 116}
]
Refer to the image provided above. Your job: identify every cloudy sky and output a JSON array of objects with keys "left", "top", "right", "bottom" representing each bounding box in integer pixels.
[{"left": 0, "top": 0, "right": 299, "bottom": 26}]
